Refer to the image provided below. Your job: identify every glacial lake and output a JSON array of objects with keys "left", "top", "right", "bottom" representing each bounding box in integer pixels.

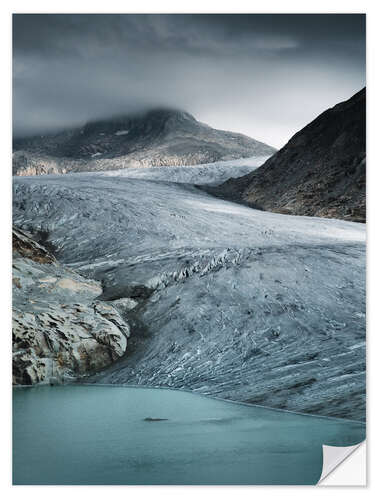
[{"left": 13, "top": 385, "right": 365, "bottom": 485}]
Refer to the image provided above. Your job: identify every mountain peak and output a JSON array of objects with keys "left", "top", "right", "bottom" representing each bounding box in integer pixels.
[
  {"left": 13, "top": 107, "right": 276, "bottom": 175},
  {"left": 83, "top": 107, "right": 197, "bottom": 134}
]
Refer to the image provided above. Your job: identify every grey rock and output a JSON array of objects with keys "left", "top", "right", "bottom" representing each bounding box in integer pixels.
[
  {"left": 110, "top": 298, "right": 138, "bottom": 315},
  {"left": 12, "top": 228, "right": 130, "bottom": 385},
  {"left": 144, "top": 417, "right": 168, "bottom": 422}
]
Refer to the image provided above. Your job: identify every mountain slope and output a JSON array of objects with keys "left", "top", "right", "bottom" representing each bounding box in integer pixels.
[
  {"left": 211, "top": 89, "right": 366, "bottom": 222},
  {"left": 13, "top": 108, "right": 276, "bottom": 176}
]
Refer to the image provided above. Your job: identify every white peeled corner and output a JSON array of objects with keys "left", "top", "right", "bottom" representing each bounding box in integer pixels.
[{"left": 318, "top": 441, "right": 366, "bottom": 486}]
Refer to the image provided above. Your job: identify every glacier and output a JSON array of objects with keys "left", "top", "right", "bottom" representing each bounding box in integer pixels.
[{"left": 13, "top": 157, "right": 366, "bottom": 420}]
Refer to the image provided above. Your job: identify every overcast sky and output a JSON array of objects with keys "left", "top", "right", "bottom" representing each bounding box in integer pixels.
[{"left": 13, "top": 14, "right": 365, "bottom": 148}]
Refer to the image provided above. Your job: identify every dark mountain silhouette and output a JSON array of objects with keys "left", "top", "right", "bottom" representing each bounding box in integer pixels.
[{"left": 210, "top": 89, "right": 366, "bottom": 222}]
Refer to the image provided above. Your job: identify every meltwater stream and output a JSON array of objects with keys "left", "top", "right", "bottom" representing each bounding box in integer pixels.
[{"left": 13, "top": 385, "right": 365, "bottom": 485}]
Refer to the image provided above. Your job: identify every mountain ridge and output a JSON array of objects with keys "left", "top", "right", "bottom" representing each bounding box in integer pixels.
[
  {"left": 13, "top": 107, "right": 276, "bottom": 176},
  {"left": 209, "top": 88, "right": 366, "bottom": 222}
]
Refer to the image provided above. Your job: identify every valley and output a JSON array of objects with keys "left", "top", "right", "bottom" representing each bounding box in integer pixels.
[{"left": 13, "top": 158, "right": 366, "bottom": 420}]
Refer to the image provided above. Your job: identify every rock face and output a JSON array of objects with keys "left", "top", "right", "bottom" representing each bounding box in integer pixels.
[
  {"left": 211, "top": 89, "right": 366, "bottom": 222},
  {"left": 12, "top": 151, "right": 68, "bottom": 177},
  {"left": 12, "top": 227, "right": 130, "bottom": 385},
  {"left": 13, "top": 108, "right": 276, "bottom": 176}
]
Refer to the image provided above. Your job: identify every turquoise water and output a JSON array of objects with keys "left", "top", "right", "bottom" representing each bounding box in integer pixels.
[{"left": 13, "top": 385, "right": 365, "bottom": 485}]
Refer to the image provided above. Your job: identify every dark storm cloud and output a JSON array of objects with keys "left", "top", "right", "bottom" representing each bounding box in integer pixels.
[{"left": 13, "top": 14, "right": 365, "bottom": 147}]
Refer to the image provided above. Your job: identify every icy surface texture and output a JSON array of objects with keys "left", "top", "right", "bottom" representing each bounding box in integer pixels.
[{"left": 13, "top": 162, "right": 365, "bottom": 419}]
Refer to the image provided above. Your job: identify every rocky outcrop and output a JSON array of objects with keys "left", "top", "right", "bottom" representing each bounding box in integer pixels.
[
  {"left": 13, "top": 108, "right": 276, "bottom": 176},
  {"left": 12, "top": 151, "right": 68, "bottom": 176},
  {"left": 12, "top": 227, "right": 130, "bottom": 385},
  {"left": 210, "top": 89, "right": 366, "bottom": 222}
]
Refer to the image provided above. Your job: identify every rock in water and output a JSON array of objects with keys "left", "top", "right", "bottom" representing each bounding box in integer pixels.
[
  {"left": 12, "top": 227, "right": 130, "bottom": 385},
  {"left": 12, "top": 108, "right": 276, "bottom": 176},
  {"left": 143, "top": 417, "right": 168, "bottom": 422},
  {"left": 211, "top": 88, "right": 365, "bottom": 222}
]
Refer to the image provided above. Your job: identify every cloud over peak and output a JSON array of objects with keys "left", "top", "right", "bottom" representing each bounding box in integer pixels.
[{"left": 13, "top": 14, "right": 365, "bottom": 147}]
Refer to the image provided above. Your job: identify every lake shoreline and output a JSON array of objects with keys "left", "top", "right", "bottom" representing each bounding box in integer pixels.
[{"left": 13, "top": 382, "right": 366, "bottom": 426}]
